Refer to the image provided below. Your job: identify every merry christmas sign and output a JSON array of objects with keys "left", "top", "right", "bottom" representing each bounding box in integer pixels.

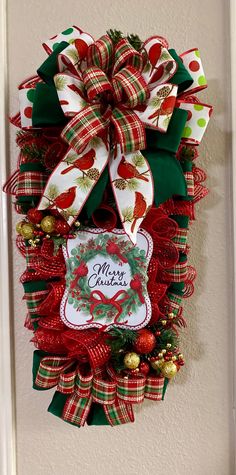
[{"left": 60, "top": 228, "right": 153, "bottom": 329}]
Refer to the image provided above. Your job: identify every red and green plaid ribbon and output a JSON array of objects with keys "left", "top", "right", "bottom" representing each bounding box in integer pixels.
[
  {"left": 16, "top": 171, "right": 47, "bottom": 197},
  {"left": 35, "top": 356, "right": 74, "bottom": 388},
  {"left": 145, "top": 375, "right": 165, "bottom": 401},
  {"left": 164, "top": 258, "right": 188, "bottom": 282},
  {"left": 87, "top": 34, "right": 113, "bottom": 72},
  {"left": 185, "top": 171, "right": 195, "bottom": 197},
  {"left": 35, "top": 355, "right": 165, "bottom": 425},
  {"left": 23, "top": 289, "right": 48, "bottom": 316},
  {"left": 165, "top": 292, "right": 183, "bottom": 316},
  {"left": 172, "top": 228, "right": 188, "bottom": 252},
  {"left": 111, "top": 107, "right": 146, "bottom": 153},
  {"left": 61, "top": 104, "right": 111, "bottom": 154}
]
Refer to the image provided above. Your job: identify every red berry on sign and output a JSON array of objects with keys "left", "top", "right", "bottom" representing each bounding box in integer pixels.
[
  {"left": 27, "top": 208, "right": 43, "bottom": 224},
  {"left": 139, "top": 361, "right": 150, "bottom": 375},
  {"left": 133, "top": 329, "right": 156, "bottom": 354},
  {"left": 54, "top": 219, "right": 71, "bottom": 235}
]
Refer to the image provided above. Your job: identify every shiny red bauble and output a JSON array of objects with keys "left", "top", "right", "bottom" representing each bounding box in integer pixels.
[
  {"left": 133, "top": 329, "right": 156, "bottom": 354},
  {"left": 54, "top": 219, "right": 71, "bottom": 235},
  {"left": 27, "top": 208, "right": 43, "bottom": 224},
  {"left": 139, "top": 361, "right": 150, "bottom": 375}
]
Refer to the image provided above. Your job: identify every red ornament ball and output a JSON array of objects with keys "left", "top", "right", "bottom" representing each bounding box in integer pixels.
[
  {"left": 139, "top": 361, "right": 150, "bottom": 375},
  {"left": 133, "top": 329, "right": 156, "bottom": 354},
  {"left": 54, "top": 219, "right": 71, "bottom": 235},
  {"left": 27, "top": 208, "right": 43, "bottom": 224}
]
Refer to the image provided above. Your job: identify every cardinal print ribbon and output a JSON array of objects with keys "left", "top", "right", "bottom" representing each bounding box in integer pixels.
[{"left": 14, "top": 26, "right": 212, "bottom": 243}]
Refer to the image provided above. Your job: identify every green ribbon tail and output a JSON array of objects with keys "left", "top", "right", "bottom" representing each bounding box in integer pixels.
[{"left": 143, "top": 108, "right": 188, "bottom": 206}]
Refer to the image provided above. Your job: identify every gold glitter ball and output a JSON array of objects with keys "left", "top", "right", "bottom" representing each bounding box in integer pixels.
[
  {"left": 16, "top": 221, "right": 25, "bottom": 234},
  {"left": 151, "top": 359, "right": 164, "bottom": 371},
  {"left": 21, "top": 223, "right": 35, "bottom": 240},
  {"left": 124, "top": 352, "right": 140, "bottom": 369},
  {"left": 40, "top": 216, "right": 56, "bottom": 233},
  {"left": 161, "top": 361, "right": 178, "bottom": 379}
]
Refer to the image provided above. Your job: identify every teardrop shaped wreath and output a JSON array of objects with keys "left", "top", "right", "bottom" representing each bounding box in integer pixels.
[{"left": 4, "top": 26, "right": 212, "bottom": 427}]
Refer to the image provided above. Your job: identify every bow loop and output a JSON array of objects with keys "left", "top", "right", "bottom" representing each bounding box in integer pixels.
[
  {"left": 113, "top": 38, "right": 143, "bottom": 75},
  {"left": 87, "top": 34, "right": 114, "bottom": 72},
  {"left": 113, "top": 65, "right": 150, "bottom": 109},
  {"left": 83, "top": 66, "right": 113, "bottom": 102},
  {"left": 142, "top": 36, "right": 177, "bottom": 87}
]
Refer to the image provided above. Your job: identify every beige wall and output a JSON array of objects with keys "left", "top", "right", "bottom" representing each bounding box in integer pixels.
[{"left": 8, "top": 1, "right": 234, "bottom": 474}]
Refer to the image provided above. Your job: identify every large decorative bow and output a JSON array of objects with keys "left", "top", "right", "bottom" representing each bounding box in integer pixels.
[
  {"left": 33, "top": 351, "right": 165, "bottom": 426},
  {"left": 16, "top": 26, "right": 212, "bottom": 242}
]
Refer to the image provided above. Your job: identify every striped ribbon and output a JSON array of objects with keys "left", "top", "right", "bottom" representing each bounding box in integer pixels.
[{"left": 35, "top": 355, "right": 164, "bottom": 426}]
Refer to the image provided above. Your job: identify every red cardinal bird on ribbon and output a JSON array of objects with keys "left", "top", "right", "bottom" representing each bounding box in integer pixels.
[
  {"left": 117, "top": 156, "right": 149, "bottom": 182},
  {"left": 61, "top": 149, "right": 95, "bottom": 175},
  {"left": 47, "top": 186, "right": 77, "bottom": 210},
  {"left": 131, "top": 192, "right": 147, "bottom": 234}
]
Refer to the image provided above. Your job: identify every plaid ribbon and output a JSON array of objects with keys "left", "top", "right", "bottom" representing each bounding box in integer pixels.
[
  {"left": 185, "top": 171, "right": 195, "bottom": 197},
  {"left": 172, "top": 228, "right": 188, "bottom": 252},
  {"left": 83, "top": 66, "right": 112, "bottom": 101},
  {"left": 23, "top": 289, "right": 48, "bottom": 316},
  {"left": 16, "top": 171, "right": 47, "bottom": 197},
  {"left": 165, "top": 292, "right": 183, "bottom": 316},
  {"left": 164, "top": 259, "right": 188, "bottom": 282},
  {"left": 87, "top": 34, "right": 113, "bottom": 72},
  {"left": 61, "top": 104, "right": 111, "bottom": 154},
  {"left": 111, "top": 107, "right": 146, "bottom": 153},
  {"left": 35, "top": 356, "right": 165, "bottom": 425}
]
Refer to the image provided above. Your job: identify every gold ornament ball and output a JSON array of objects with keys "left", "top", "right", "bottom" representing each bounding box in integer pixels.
[
  {"left": 151, "top": 359, "right": 164, "bottom": 370},
  {"left": 124, "top": 352, "right": 140, "bottom": 369},
  {"left": 40, "top": 216, "right": 56, "bottom": 233},
  {"left": 161, "top": 361, "right": 178, "bottom": 379},
  {"left": 16, "top": 221, "right": 25, "bottom": 234},
  {"left": 21, "top": 223, "right": 35, "bottom": 240}
]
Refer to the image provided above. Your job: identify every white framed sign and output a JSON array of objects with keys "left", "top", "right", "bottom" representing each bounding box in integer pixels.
[{"left": 60, "top": 228, "right": 153, "bottom": 330}]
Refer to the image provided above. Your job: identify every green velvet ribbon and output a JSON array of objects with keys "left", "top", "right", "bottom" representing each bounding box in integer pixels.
[
  {"left": 143, "top": 108, "right": 188, "bottom": 206},
  {"left": 169, "top": 49, "right": 193, "bottom": 93}
]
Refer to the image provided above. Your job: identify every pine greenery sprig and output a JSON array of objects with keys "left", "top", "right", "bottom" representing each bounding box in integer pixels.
[
  {"left": 127, "top": 33, "right": 142, "bottom": 52},
  {"left": 21, "top": 143, "right": 46, "bottom": 163},
  {"left": 107, "top": 29, "right": 124, "bottom": 44},
  {"left": 106, "top": 29, "right": 143, "bottom": 51},
  {"left": 106, "top": 327, "right": 137, "bottom": 352}
]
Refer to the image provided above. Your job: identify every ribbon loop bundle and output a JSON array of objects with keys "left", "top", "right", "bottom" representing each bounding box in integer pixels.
[{"left": 34, "top": 352, "right": 165, "bottom": 426}]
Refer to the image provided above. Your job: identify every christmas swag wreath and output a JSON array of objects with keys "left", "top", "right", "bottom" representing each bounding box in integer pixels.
[{"left": 4, "top": 25, "right": 212, "bottom": 427}]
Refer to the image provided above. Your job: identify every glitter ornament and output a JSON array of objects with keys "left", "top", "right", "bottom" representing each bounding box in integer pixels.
[{"left": 124, "top": 352, "right": 140, "bottom": 369}]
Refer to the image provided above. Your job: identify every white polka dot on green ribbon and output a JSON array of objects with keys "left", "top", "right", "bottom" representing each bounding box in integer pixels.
[
  {"left": 180, "top": 101, "right": 212, "bottom": 144},
  {"left": 180, "top": 48, "right": 207, "bottom": 94}
]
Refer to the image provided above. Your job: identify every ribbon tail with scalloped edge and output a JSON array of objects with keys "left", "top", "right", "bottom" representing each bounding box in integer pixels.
[
  {"left": 37, "top": 139, "right": 109, "bottom": 225},
  {"left": 109, "top": 145, "right": 154, "bottom": 244}
]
